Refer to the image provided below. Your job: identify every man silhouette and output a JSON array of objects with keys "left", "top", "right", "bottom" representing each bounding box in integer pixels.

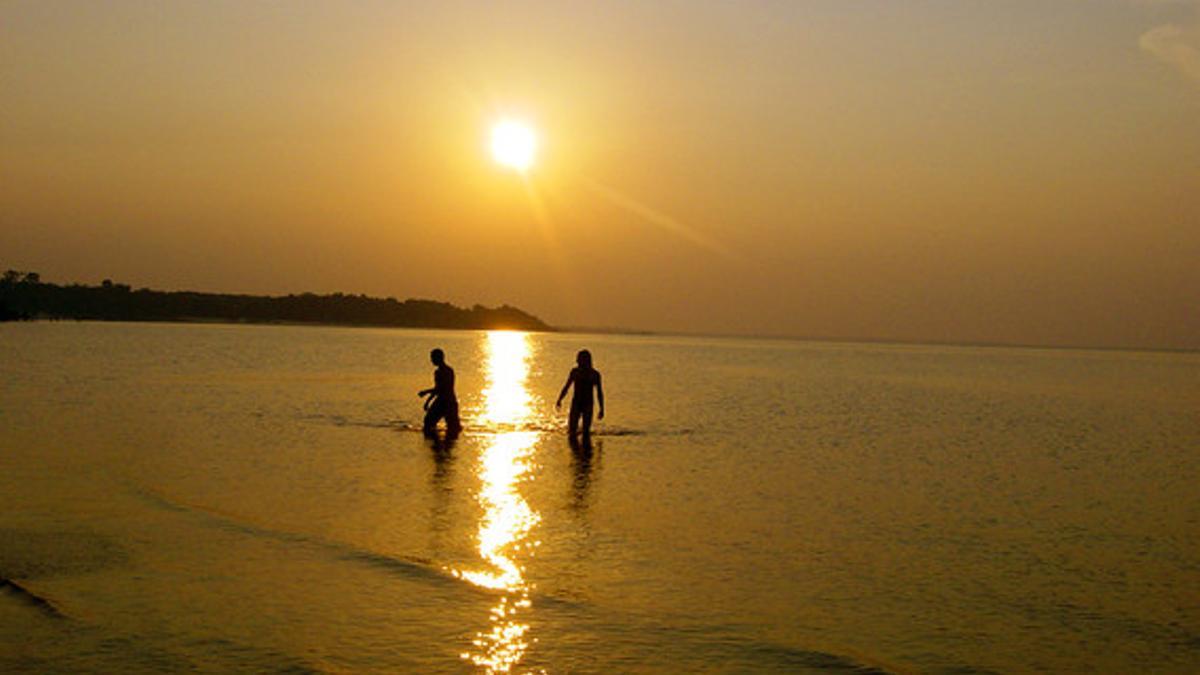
[
  {"left": 556, "top": 349, "right": 604, "bottom": 440},
  {"left": 418, "top": 348, "right": 462, "bottom": 434}
]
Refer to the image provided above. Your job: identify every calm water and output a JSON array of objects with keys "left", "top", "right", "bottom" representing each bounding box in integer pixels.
[{"left": 1, "top": 322, "right": 1197, "bottom": 673}]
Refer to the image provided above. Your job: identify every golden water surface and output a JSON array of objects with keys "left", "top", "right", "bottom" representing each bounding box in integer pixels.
[{"left": 455, "top": 332, "right": 542, "bottom": 673}]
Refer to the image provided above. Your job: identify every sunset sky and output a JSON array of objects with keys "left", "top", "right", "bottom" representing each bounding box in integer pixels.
[{"left": 2, "top": 1, "right": 1198, "bottom": 349}]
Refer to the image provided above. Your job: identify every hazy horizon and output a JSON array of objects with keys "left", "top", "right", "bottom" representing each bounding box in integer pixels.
[
  {"left": 4, "top": 1, "right": 1199, "bottom": 350},
  {"left": 9, "top": 266, "right": 1199, "bottom": 353}
]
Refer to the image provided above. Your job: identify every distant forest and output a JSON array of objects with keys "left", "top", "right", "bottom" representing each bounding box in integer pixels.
[{"left": 0, "top": 271, "right": 553, "bottom": 332}]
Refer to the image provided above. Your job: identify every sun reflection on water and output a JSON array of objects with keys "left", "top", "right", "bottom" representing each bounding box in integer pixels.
[
  {"left": 455, "top": 331, "right": 543, "bottom": 673},
  {"left": 479, "top": 332, "right": 536, "bottom": 429}
]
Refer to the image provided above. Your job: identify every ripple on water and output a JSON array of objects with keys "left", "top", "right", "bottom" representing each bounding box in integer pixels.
[{"left": 0, "top": 529, "right": 126, "bottom": 580}]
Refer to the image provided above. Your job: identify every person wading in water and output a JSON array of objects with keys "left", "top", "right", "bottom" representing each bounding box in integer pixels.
[
  {"left": 556, "top": 349, "right": 604, "bottom": 440},
  {"left": 418, "top": 348, "right": 462, "bottom": 435}
]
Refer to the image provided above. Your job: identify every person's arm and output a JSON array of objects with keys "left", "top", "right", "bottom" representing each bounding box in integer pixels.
[
  {"left": 596, "top": 372, "right": 604, "bottom": 419},
  {"left": 555, "top": 370, "right": 575, "bottom": 409}
]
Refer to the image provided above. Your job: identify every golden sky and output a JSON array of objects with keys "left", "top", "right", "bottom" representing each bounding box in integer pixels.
[{"left": 2, "top": 1, "right": 1198, "bottom": 349}]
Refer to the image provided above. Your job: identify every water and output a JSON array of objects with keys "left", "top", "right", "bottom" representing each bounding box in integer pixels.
[{"left": 1, "top": 321, "right": 1197, "bottom": 673}]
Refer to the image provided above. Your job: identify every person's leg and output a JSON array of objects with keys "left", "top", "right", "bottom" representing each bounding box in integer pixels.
[
  {"left": 446, "top": 399, "right": 462, "bottom": 434},
  {"left": 568, "top": 404, "right": 580, "bottom": 437},
  {"left": 580, "top": 405, "right": 594, "bottom": 440},
  {"left": 424, "top": 399, "right": 444, "bottom": 433}
]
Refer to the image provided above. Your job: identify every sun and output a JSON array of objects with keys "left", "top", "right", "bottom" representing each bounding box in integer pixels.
[{"left": 490, "top": 120, "right": 537, "bottom": 173}]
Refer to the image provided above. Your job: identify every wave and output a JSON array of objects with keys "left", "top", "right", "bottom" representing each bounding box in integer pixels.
[
  {"left": 512, "top": 608, "right": 900, "bottom": 674},
  {"left": 297, "top": 413, "right": 692, "bottom": 438},
  {"left": 127, "top": 486, "right": 904, "bottom": 673},
  {"left": 0, "top": 578, "right": 65, "bottom": 619},
  {"left": 699, "top": 638, "right": 895, "bottom": 674},
  {"left": 131, "top": 485, "right": 498, "bottom": 596},
  {"left": 177, "top": 636, "right": 325, "bottom": 674},
  {"left": 0, "top": 528, "right": 127, "bottom": 580}
]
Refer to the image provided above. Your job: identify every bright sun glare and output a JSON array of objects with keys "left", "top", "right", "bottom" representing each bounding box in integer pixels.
[{"left": 490, "top": 120, "right": 537, "bottom": 172}]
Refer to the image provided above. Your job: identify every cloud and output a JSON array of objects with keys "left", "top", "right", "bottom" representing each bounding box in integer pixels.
[{"left": 1138, "top": 1, "right": 1200, "bottom": 83}]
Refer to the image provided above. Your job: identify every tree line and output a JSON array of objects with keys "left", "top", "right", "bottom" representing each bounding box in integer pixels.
[{"left": 0, "top": 271, "right": 553, "bottom": 331}]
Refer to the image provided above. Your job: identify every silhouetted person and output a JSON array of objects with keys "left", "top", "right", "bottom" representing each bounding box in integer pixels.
[
  {"left": 556, "top": 349, "right": 604, "bottom": 440},
  {"left": 419, "top": 348, "right": 462, "bottom": 434}
]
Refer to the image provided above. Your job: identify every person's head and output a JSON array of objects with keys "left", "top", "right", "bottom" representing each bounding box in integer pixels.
[
  {"left": 576, "top": 349, "right": 592, "bottom": 369},
  {"left": 430, "top": 348, "right": 445, "bottom": 366}
]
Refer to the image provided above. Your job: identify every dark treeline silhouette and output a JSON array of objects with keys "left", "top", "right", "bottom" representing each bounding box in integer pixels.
[{"left": 0, "top": 271, "right": 552, "bottom": 331}]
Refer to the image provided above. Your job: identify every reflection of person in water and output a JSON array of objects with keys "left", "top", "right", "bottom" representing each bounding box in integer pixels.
[
  {"left": 418, "top": 348, "right": 462, "bottom": 434},
  {"left": 568, "top": 436, "right": 600, "bottom": 511},
  {"left": 425, "top": 429, "right": 457, "bottom": 557},
  {"left": 556, "top": 349, "right": 604, "bottom": 439}
]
